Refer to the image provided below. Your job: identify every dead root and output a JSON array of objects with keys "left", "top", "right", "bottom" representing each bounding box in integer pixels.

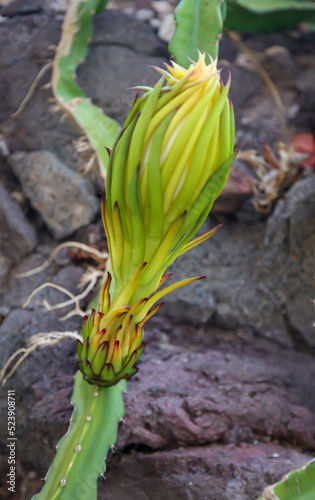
[
  {"left": 73, "top": 135, "right": 101, "bottom": 182},
  {"left": 15, "top": 241, "right": 109, "bottom": 279},
  {"left": 238, "top": 142, "right": 308, "bottom": 213},
  {"left": 12, "top": 62, "right": 53, "bottom": 117},
  {"left": 227, "top": 30, "right": 285, "bottom": 122},
  {"left": 0, "top": 330, "right": 82, "bottom": 387},
  {"left": 16, "top": 241, "right": 109, "bottom": 319},
  {"left": 22, "top": 266, "right": 106, "bottom": 320},
  {"left": 2, "top": 243, "right": 109, "bottom": 385}
]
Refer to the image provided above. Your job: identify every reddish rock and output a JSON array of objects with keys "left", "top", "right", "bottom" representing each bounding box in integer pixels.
[{"left": 101, "top": 443, "right": 313, "bottom": 500}]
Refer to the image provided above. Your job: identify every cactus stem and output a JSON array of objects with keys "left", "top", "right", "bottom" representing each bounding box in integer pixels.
[{"left": 33, "top": 371, "right": 126, "bottom": 500}]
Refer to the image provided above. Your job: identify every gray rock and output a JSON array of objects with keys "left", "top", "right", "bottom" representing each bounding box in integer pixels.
[
  {"left": 77, "top": 12, "right": 166, "bottom": 126},
  {"left": 162, "top": 176, "right": 315, "bottom": 347},
  {"left": 162, "top": 275, "right": 216, "bottom": 325},
  {"left": 262, "top": 46, "right": 298, "bottom": 87},
  {"left": 266, "top": 175, "right": 315, "bottom": 253},
  {"left": 160, "top": 195, "right": 315, "bottom": 348},
  {"left": 0, "top": 0, "right": 43, "bottom": 16},
  {"left": 9, "top": 151, "right": 99, "bottom": 239},
  {"left": 285, "top": 175, "right": 315, "bottom": 253},
  {"left": 164, "top": 219, "right": 292, "bottom": 345},
  {"left": 264, "top": 175, "right": 315, "bottom": 347},
  {"left": 0, "top": 182, "right": 37, "bottom": 261},
  {"left": 296, "top": 68, "right": 315, "bottom": 92}
]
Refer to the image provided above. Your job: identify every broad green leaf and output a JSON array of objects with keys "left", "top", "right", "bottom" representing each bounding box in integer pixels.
[
  {"left": 52, "top": 0, "right": 120, "bottom": 178},
  {"left": 235, "top": 0, "right": 315, "bottom": 12},
  {"left": 226, "top": 0, "right": 315, "bottom": 32}
]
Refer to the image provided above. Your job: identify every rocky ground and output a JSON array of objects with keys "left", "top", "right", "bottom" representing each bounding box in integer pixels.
[{"left": 0, "top": 1, "right": 315, "bottom": 499}]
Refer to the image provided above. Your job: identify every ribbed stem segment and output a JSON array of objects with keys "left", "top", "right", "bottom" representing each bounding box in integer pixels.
[{"left": 33, "top": 372, "right": 126, "bottom": 500}]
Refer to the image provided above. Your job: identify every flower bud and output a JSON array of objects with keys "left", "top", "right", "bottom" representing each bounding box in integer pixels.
[
  {"left": 77, "top": 267, "right": 205, "bottom": 386},
  {"left": 105, "top": 52, "right": 236, "bottom": 304},
  {"left": 77, "top": 53, "right": 236, "bottom": 386}
]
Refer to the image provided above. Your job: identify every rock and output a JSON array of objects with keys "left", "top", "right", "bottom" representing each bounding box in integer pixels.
[
  {"left": 0, "top": 182, "right": 37, "bottom": 262},
  {"left": 162, "top": 265, "right": 217, "bottom": 326},
  {"left": 218, "top": 36, "right": 238, "bottom": 63},
  {"left": 77, "top": 11, "right": 167, "bottom": 125},
  {"left": 164, "top": 220, "right": 292, "bottom": 345},
  {"left": 8, "top": 151, "right": 99, "bottom": 239},
  {"left": 1, "top": 246, "right": 86, "bottom": 311},
  {"left": 262, "top": 45, "right": 298, "bottom": 87},
  {"left": 265, "top": 175, "right": 315, "bottom": 347},
  {"left": 92, "top": 10, "right": 167, "bottom": 58},
  {"left": 0, "top": 11, "right": 166, "bottom": 164},
  {"left": 285, "top": 175, "right": 315, "bottom": 252},
  {"left": 101, "top": 444, "right": 313, "bottom": 500},
  {"left": 0, "top": 0, "right": 42, "bottom": 16},
  {"left": 265, "top": 175, "right": 315, "bottom": 253},
  {"left": 295, "top": 88, "right": 315, "bottom": 131},
  {"left": 236, "top": 197, "right": 268, "bottom": 225},
  {"left": 158, "top": 13, "right": 175, "bottom": 42},
  {"left": 296, "top": 68, "right": 315, "bottom": 92},
  {"left": 118, "top": 344, "right": 315, "bottom": 451},
  {"left": 2, "top": 303, "right": 314, "bottom": 498},
  {"left": 151, "top": 1, "right": 174, "bottom": 15},
  {"left": 134, "top": 9, "right": 154, "bottom": 22},
  {"left": 212, "top": 160, "right": 254, "bottom": 215},
  {"left": 162, "top": 176, "right": 315, "bottom": 347}
]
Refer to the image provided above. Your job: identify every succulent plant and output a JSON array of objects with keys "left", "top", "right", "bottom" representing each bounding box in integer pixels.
[{"left": 76, "top": 53, "right": 236, "bottom": 387}]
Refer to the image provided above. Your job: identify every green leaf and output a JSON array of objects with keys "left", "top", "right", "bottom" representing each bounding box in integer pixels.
[
  {"left": 257, "top": 459, "right": 315, "bottom": 500},
  {"left": 169, "top": 0, "right": 225, "bottom": 67},
  {"left": 233, "top": 0, "right": 315, "bottom": 12},
  {"left": 225, "top": 0, "right": 315, "bottom": 32},
  {"left": 52, "top": 0, "right": 120, "bottom": 177}
]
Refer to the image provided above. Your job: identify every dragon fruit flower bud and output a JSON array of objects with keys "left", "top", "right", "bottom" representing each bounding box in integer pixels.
[
  {"left": 105, "top": 52, "right": 236, "bottom": 306},
  {"left": 77, "top": 53, "right": 236, "bottom": 387}
]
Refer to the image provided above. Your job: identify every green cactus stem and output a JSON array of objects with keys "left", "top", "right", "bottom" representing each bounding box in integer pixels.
[
  {"left": 258, "top": 460, "right": 315, "bottom": 500},
  {"left": 52, "top": 0, "right": 120, "bottom": 179},
  {"left": 169, "top": 0, "right": 227, "bottom": 67},
  {"left": 32, "top": 372, "right": 126, "bottom": 500},
  {"left": 225, "top": 0, "right": 315, "bottom": 32}
]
